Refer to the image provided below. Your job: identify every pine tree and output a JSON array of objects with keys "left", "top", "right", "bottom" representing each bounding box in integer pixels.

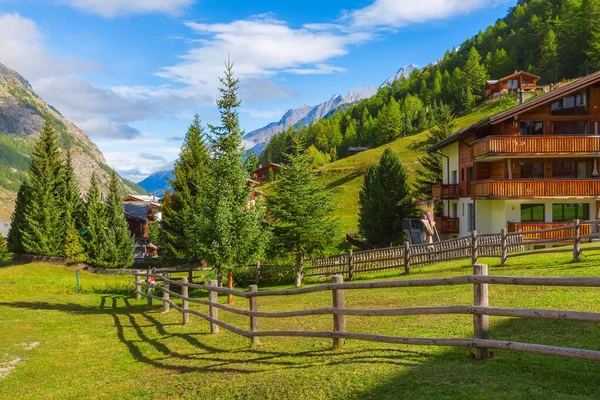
[
  {"left": 20, "top": 114, "right": 64, "bottom": 256},
  {"left": 59, "top": 151, "right": 83, "bottom": 256},
  {"left": 64, "top": 222, "right": 85, "bottom": 263},
  {"left": 105, "top": 172, "right": 134, "bottom": 267},
  {"left": 414, "top": 104, "right": 457, "bottom": 200},
  {"left": 540, "top": 29, "right": 559, "bottom": 82},
  {"left": 83, "top": 172, "right": 110, "bottom": 267},
  {"left": 267, "top": 168, "right": 275, "bottom": 183},
  {"left": 7, "top": 182, "right": 31, "bottom": 254},
  {"left": 358, "top": 148, "right": 413, "bottom": 246},
  {"left": 585, "top": 1, "right": 600, "bottom": 71},
  {"left": 374, "top": 98, "right": 402, "bottom": 144},
  {"left": 244, "top": 150, "right": 258, "bottom": 173},
  {"left": 463, "top": 47, "right": 487, "bottom": 100},
  {"left": 188, "top": 58, "right": 268, "bottom": 282},
  {"left": 161, "top": 115, "right": 210, "bottom": 261},
  {"left": 266, "top": 134, "right": 337, "bottom": 287}
]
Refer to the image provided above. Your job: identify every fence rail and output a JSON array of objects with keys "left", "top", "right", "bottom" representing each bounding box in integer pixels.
[
  {"left": 134, "top": 265, "right": 600, "bottom": 362},
  {"left": 245, "top": 219, "right": 600, "bottom": 286}
]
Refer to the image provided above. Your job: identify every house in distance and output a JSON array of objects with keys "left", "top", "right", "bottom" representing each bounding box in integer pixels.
[
  {"left": 485, "top": 71, "right": 541, "bottom": 98},
  {"left": 122, "top": 194, "right": 161, "bottom": 258},
  {"left": 430, "top": 70, "right": 600, "bottom": 242},
  {"left": 251, "top": 163, "right": 280, "bottom": 184}
]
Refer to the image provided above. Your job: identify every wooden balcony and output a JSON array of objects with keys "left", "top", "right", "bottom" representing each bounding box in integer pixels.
[
  {"left": 472, "top": 179, "right": 600, "bottom": 199},
  {"left": 472, "top": 135, "right": 600, "bottom": 159},
  {"left": 508, "top": 222, "right": 592, "bottom": 241},
  {"left": 435, "top": 217, "right": 459, "bottom": 234},
  {"left": 432, "top": 184, "right": 459, "bottom": 200}
]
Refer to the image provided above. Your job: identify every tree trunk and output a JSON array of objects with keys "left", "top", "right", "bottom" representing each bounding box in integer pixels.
[{"left": 295, "top": 253, "right": 303, "bottom": 288}]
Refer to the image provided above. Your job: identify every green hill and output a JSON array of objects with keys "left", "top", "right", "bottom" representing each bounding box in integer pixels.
[{"left": 315, "top": 99, "right": 518, "bottom": 246}]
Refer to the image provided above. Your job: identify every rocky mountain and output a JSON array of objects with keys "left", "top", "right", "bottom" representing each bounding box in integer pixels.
[
  {"left": 243, "top": 85, "right": 377, "bottom": 156},
  {"left": 381, "top": 64, "right": 419, "bottom": 87},
  {"left": 0, "top": 62, "right": 144, "bottom": 219}
]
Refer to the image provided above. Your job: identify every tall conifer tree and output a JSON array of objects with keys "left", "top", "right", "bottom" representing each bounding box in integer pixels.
[
  {"left": 188, "top": 59, "right": 268, "bottom": 282},
  {"left": 105, "top": 172, "right": 134, "bottom": 267},
  {"left": 83, "top": 172, "right": 110, "bottom": 267},
  {"left": 266, "top": 135, "right": 337, "bottom": 287},
  {"left": 20, "top": 114, "right": 64, "bottom": 256},
  {"left": 59, "top": 151, "right": 83, "bottom": 256}
]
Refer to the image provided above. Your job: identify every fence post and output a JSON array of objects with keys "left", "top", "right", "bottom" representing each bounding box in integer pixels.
[
  {"left": 255, "top": 260, "right": 261, "bottom": 285},
  {"left": 332, "top": 275, "right": 346, "bottom": 350},
  {"left": 249, "top": 285, "right": 259, "bottom": 345},
  {"left": 181, "top": 277, "right": 189, "bottom": 325},
  {"left": 147, "top": 269, "right": 155, "bottom": 307},
  {"left": 295, "top": 256, "right": 304, "bottom": 288},
  {"left": 347, "top": 249, "right": 354, "bottom": 281},
  {"left": 573, "top": 219, "right": 581, "bottom": 262},
  {"left": 471, "top": 230, "right": 479, "bottom": 266},
  {"left": 135, "top": 274, "right": 141, "bottom": 300},
  {"left": 404, "top": 241, "right": 411, "bottom": 274},
  {"left": 188, "top": 267, "right": 194, "bottom": 284},
  {"left": 473, "top": 263, "right": 490, "bottom": 360},
  {"left": 500, "top": 228, "right": 507, "bottom": 267},
  {"left": 162, "top": 273, "right": 170, "bottom": 313},
  {"left": 208, "top": 280, "right": 219, "bottom": 334}
]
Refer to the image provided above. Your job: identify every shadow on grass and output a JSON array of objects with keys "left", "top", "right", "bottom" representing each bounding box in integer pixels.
[
  {"left": 2, "top": 297, "right": 600, "bottom": 397},
  {"left": 324, "top": 171, "right": 363, "bottom": 190}
]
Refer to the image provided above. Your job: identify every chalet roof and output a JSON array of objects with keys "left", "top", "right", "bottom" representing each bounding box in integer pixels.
[
  {"left": 498, "top": 71, "right": 540, "bottom": 82},
  {"left": 486, "top": 80, "right": 499, "bottom": 85},
  {"left": 252, "top": 163, "right": 280, "bottom": 173},
  {"left": 123, "top": 194, "right": 161, "bottom": 206},
  {"left": 123, "top": 201, "right": 151, "bottom": 223},
  {"left": 429, "top": 70, "right": 600, "bottom": 152}
]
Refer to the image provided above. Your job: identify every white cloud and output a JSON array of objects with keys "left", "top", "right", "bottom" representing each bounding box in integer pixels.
[
  {"left": 348, "top": 0, "right": 508, "bottom": 28},
  {"left": 157, "top": 15, "right": 370, "bottom": 102},
  {"left": 58, "top": 0, "right": 195, "bottom": 18},
  {"left": 103, "top": 151, "right": 174, "bottom": 182},
  {"left": 242, "top": 108, "right": 287, "bottom": 120}
]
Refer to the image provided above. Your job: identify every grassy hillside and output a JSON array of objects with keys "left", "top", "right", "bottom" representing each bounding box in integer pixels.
[
  {"left": 1, "top": 252, "right": 600, "bottom": 398},
  {"left": 314, "top": 98, "right": 518, "bottom": 246}
]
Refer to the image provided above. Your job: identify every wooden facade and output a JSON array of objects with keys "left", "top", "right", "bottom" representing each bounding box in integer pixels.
[
  {"left": 435, "top": 217, "right": 460, "bottom": 234},
  {"left": 432, "top": 184, "right": 459, "bottom": 200},
  {"left": 485, "top": 71, "right": 540, "bottom": 98},
  {"left": 251, "top": 163, "right": 280, "bottom": 184}
]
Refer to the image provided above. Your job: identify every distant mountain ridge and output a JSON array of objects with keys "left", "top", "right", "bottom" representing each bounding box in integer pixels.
[
  {"left": 138, "top": 168, "right": 174, "bottom": 196},
  {"left": 243, "top": 85, "right": 377, "bottom": 156},
  {"left": 381, "top": 64, "right": 419, "bottom": 87}
]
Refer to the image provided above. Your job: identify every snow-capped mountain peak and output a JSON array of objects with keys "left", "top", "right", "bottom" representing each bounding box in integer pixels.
[{"left": 381, "top": 64, "right": 419, "bottom": 87}]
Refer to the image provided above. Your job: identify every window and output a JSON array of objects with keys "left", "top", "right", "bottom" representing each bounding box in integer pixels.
[
  {"left": 452, "top": 203, "right": 458, "bottom": 218},
  {"left": 521, "top": 204, "right": 545, "bottom": 222},
  {"left": 552, "top": 161, "right": 589, "bottom": 178},
  {"left": 552, "top": 120, "right": 588, "bottom": 135},
  {"left": 551, "top": 89, "right": 588, "bottom": 115},
  {"left": 451, "top": 170, "right": 458, "bottom": 185},
  {"left": 552, "top": 204, "right": 589, "bottom": 221},
  {"left": 520, "top": 162, "right": 545, "bottom": 178},
  {"left": 520, "top": 121, "right": 544, "bottom": 136},
  {"left": 468, "top": 204, "right": 476, "bottom": 231}
]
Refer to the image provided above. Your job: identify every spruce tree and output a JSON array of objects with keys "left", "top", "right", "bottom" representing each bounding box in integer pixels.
[
  {"left": 358, "top": 148, "right": 414, "bottom": 246},
  {"left": 244, "top": 151, "right": 258, "bottom": 173},
  {"left": 188, "top": 58, "right": 268, "bottom": 282},
  {"left": 374, "top": 98, "right": 403, "bottom": 145},
  {"left": 266, "top": 134, "right": 337, "bottom": 287},
  {"left": 541, "top": 29, "right": 559, "bottom": 82},
  {"left": 7, "top": 182, "right": 31, "bottom": 254},
  {"left": 414, "top": 104, "right": 457, "bottom": 200},
  {"left": 161, "top": 115, "right": 210, "bottom": 261},
  {"left": 267, "top": 168, "right": 275, "bottom": 183},
  {"left": 105, "top": 172, "right": 134, "bottom": 267},
  {"left": 20, "top": 114, "right": 64, "bottom": 256},
  {"left": 463, "top": 47, "right": 487, "bottom": 100},
  {"left": 83, "top": 172, "right": 110, "bottom": 267},
  {"left": 64, "top": 222, "right": 85, "bottom": 263},
  {"left": 59, "top": 151, "right": 84, "bottom": 256}
]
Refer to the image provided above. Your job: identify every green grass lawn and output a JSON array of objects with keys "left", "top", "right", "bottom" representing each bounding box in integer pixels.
[{"left": 1, "top": 250, "right": 600, "bottom": 399}]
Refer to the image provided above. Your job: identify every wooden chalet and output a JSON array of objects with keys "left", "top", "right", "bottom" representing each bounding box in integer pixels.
[
  {"left": 430, "top": 70, "right": 600, "bottom": 241},
  {"left": 251, "top": 163, "right": 280, "bottom": 184},
  {"left": 485, "top": 71, "right": 541, "bottom": 98}
]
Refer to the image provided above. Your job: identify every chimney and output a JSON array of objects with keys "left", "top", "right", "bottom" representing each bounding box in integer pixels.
[{"left": 519, "top": 89, "right": 525, "bottom": 105}]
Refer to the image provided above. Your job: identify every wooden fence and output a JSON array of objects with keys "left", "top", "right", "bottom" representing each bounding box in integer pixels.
[
  {"left": 134, "top": 265, "right": 600, "bottom": 361},
  {"left": 246, "top": 219, "right": 600, "bottom": 285}
]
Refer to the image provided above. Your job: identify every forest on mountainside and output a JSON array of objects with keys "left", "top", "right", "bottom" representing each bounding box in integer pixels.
[{"left": 259, "top": 0, "right": 600, "bottom": 166}]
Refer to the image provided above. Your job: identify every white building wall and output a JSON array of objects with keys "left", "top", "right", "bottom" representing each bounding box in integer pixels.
[
  {"left": 458, "top": 197, "right": 473, "bottom": 236},
  {"left": 441, "top": 142, "right": 459, "bottom": 185}
]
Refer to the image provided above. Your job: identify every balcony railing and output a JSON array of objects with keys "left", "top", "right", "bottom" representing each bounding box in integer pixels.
[
  {"left": 472, "top": 179, "right": 600, "bottom": 198},
  {"left": 472, "top": 135, "right": 600, "bottom": 159},
  {"left": 508, "top": 222, "right": 592, "bottom": 241},
  {"left": 432, "top": 184, "right": 459, "bottom": 200},
  {"left": 435, "top": 217, "right": 459, "bottom": 234}
]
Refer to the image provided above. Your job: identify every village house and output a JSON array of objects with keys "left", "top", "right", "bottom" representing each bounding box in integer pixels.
[
  {"left": 251, "top": 163, "right": 280, "bottom": 184},
  {"left": 485, "top": 71, "right": 541, "bottom": 98},
  {"left": 430, "top": 70, "right": 600, "bottom": 240},
  {"left": 122, "top": 195, "right": 161, "bottom": 258}
]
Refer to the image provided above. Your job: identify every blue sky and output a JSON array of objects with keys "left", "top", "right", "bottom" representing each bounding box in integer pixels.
[{"left": 0, "top": 0, "right": 514, "bottom": 181}]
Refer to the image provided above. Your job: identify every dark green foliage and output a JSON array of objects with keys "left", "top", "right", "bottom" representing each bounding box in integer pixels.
[
  {"left": 161, "top": 115, "right": 210, "bottom": 262},
  {"left": 19, "top": 114, "right": 64, "bottom": 256},
  {"left": 267, "top": 167, "right": 275, "bottom": 182},
  {"left": 414, "top": 104, "right": 457, "bottom": 200},
  {"left": 244, "top": 150, "right": 258, "bottom": 173},
  {"left": 266, "top": 135, "right": 338, "bottom": 275},
  {"left": 105, "top": 172, "right": 134, "bottom": 267},
  {"left": 358, "top": 148, "right": 414, "bottom": 246},
  {"left": 83, "top": 173, "right": 110, "bottom": 267},
  {"left": 187, "top": 59, "right": 268, "bottom": 278},
  {"left": 7, "top": 182, "right": 30, "bottom": 253},
  {"left": 59, "top": 151, "right": 84, "bottom": 256}
]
